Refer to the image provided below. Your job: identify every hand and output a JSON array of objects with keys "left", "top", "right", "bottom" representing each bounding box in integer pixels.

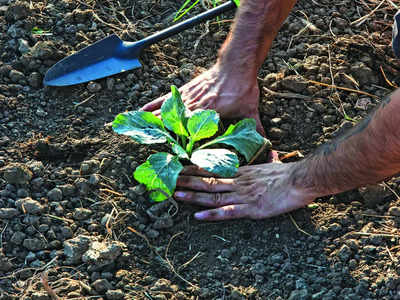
[
  {"left": 174, "top": 162, "right": 316, "bottom": 220},
  {"left": 141, "top": 63, "right": 265, "bottom": 135}
]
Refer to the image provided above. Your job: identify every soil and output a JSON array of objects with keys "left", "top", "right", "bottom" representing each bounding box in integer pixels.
[{"left": 1, "top": 0, "right": 400, "bottom": 299}]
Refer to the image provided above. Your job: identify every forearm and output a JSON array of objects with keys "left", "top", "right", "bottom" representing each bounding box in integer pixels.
[
  {"left": 218, "top": 0, "right": 297, "bottom": 74},
  {"left": 292, "top": 89, "right": 400, "bottom": 198}
]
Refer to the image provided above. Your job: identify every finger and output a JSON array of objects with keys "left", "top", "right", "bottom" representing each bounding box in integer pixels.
[
  {"left": 177, "top": 176, "right": 235, "bottom": 192},
  {"left": 140, "top": 96, "right": 168, "bottom": 111},
  {"left": 193, "top": 204, "right": 251, "bottom": 221},
  {"left": 180, "top": 165, "right": 218, "bottom": 177},
  {"left": 175, "top": 190, "right": 242, "bottom": 207}
]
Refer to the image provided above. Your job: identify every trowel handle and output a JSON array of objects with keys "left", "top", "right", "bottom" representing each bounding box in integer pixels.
[{"left": 139, "top": 1, "right": 237, "bottom": 48}]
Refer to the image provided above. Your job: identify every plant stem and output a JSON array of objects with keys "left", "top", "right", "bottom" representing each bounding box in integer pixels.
[
  {"left": 186, "top": 138, "right": 195, "bottom": 155},
  {"left": 181, "top": 135, "right": 187, "bottom": 148}
]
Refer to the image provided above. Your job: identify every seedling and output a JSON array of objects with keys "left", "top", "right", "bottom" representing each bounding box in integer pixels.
[{"left": 112, "top": 85, "right": 269, "bottom": 202}]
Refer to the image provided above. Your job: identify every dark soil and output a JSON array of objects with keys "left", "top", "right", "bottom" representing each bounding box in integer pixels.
[{"left": 1, "top": 0, "right": 400, "bottom": 299}]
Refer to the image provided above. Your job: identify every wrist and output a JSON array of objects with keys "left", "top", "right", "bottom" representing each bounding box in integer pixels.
[{"left": 288, "top": 160, "right": 327, "bottom": 202}]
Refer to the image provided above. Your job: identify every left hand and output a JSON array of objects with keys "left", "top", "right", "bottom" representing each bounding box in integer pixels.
[{"left": 174, "top": 161, "right": 316, "bottom": 221}]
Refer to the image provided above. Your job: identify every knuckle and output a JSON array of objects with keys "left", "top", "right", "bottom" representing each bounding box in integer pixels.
[
  {"left": 212, "top": 192, "right": 224, "bottom": 206},
  {"left": 204, "top": 177, "right": 218, "bottom": 190}
]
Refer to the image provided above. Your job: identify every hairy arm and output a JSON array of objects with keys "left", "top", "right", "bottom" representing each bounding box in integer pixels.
[
  {"left": 293, "top": 89, "right": 400, "bottom": 198},
  {"left": 175, "top": 89, "right": 400, "bottom": 220},
  {"left": 219, "top": 0, "right": 297, "bottom": 74}
]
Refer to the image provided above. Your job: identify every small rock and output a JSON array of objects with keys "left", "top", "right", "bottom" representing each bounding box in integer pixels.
[
  {"left": 47, "top": 188, "right": 63, "bottom": 201},
  {"left": 358, "top": 184, "right": 392, "bottom": 208},
  {"left": 355, "top": 98, "right": 372, "bottom": 111},
  {"left": 105, "top": 289, "right": 124, "bottom": 300},
  {"left": 328, "top": 223, "right": 342, "bottom": 232},
  {"left": 269, "top": 127, "right": 285, "bottom": 139},
  {"left": 106, "top": 78, "right": 115, "bottom": 90},
  {"left": 74, "top": 178, "right": 90, "bottom": 195},
  {"left": 89, "top": 174, "right": 100, "bottom": 185},
  {"left": 87, "top": 81, "right": 102, "bottom": 92},
  {"left": 0, "top": 251, "right": 13, "bottom": 272},
  {"left": 28, "top": 72, "right": 42, "bottom": 88},
  {"left": 0, "top": 208, "right": 20, "bottom": 219},
  {"left": 323, "top": 115, "right": 336, "bottom": 126},
  {"left": 9, "top": 69, "right": 25, "bottom": 83},
  {"left": 337, "top": 244, "right": 352, "bottom": 262},
  {"left": 23, "top": 238, "right": 47, "bottom": 251},
  {"left": 281, "top": 75, "right": 308, "bottom": 93},
  {"left": 10, "top": 231, "right": 26, "bottom": 244},
  {"left": 351, "top": 62, "right": 379, "bottom": 86},
  {"left": 288, "top": 289, "right": 309, "bottom": 300},
  {"left": 73, "top": 207, "right": 92, "bottom": 220},
  {"left": 64, "top": 236, "right": 92, "bottom": 265},
  {"left": 5, "top": 1, "right": 30, "bottom": 21},
  {"left": 82, "top": 241, "right": 124, "bottom": 269},
  {"left": 153, "top": 216, "right": 174, "bottom": 229},
  {"left": 36, "top": 108, "right": 48, "bottom": 117},
  {"left": 18, "top": 38, "right": 30, "bottom": 54},
  {"left": 1, "top": 163, "right": 33, "bottom": 184},
  {"left": 15, "top": 197, "right": 43, "bottom": 214},
  {"left": 58, "top": 184, "right": 76, "bottom": 197},
  {"left": 389, "top": 206, "right": 400, "bottom": 216},
  {"left": 17, "top": 188, "right": 29, "bottom": 198},
  {"left": 60, "top": 226, "right": 73, "bottom": 239},
  {"left": 92, "top": 278, "right": 113, "bottom": 293}
]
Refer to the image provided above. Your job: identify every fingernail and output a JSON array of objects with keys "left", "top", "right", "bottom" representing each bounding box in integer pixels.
[
  {"left": 194, "top": 212, "right": 206, "bottom": 219},
  {"left": 175, "top": 191, "right": 186, "bottom": 198}
]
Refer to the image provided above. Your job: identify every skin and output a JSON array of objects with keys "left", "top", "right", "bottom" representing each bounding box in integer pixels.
[
  {"left": 141, "top": 0, "right": 298, "bottom": 136},
  {"left": 174, "top": 89, "right": 400, "bottom": 220}
]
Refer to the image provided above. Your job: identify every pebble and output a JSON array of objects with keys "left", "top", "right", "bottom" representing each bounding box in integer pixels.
[
  {"left": 358, "top": 184, "right": 391, "bottom": 208},
  {"left": 28, "top": 72, "right": 42, "bottom": 88},
  {"left": 105, "top": 289, "right": 125, "bottom": 300},
  {"left": 23, "top": 238, "right": 47, "bottom": 251},
  {"left": 82, "top": 241, "right": 124, "bottom": 269},
  {"left": 337, "top": 244, "right": 352, "bottom": 262},
  {"left": 64, "top": 235, "right": 92, "bottom": 265},
  {"left": 47, "top": 187, "right": 63, "bottom": 201},
  {"left": 269, "top": 127, "right": 285, "bottom": 139},
  {"left": 87, "top": 81, "right": 102, "bottom": 92},
  {"left": 0, "top": 207, "right": 20, "bottom": 219},
  {"left": 10, "top": 231, "right": 26, "bottom": 244},
  {"left": 1, "top": 163, "right": 33, "bottom": 184},
  {"left": 73, "top": 207, "right": 92, "bottom": 220},
  {"left": 280, "top": 75, "right": 308, "bottom": 93},
  {"left": 15, "top": 197, "right": 43, "bottom": 214},
  {"left": 9, "top": 69, "right": 25, "bottom": 83},
  {"left": 288, "top": 289, "right": 309, "bottom": 300},
  {"left": 92, "top": 278, "right": 113, "bottom": 293},
  {"left": 388, "top": 206, "right": 400, "bottom": 216},
  {"left": 58, "top": 184, "right": 76, "bottom": 197},
  {"left": 74, "top": 177, "right": 90, "bottom": 195}
]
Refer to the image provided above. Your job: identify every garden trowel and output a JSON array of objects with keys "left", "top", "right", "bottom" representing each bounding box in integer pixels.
[{"left": 44, "top": 1, "right": 236, "bottom": 86}]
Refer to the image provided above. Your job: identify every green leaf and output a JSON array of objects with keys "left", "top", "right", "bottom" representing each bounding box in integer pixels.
[
  {"left": 187, "top": 110, "right": 219, "bottom": 142},
  {"left": 161, "top": 85, "right": 188, "bottom": 137},
  {"left": 232, "top": 0, "right": 240, "bottom": 7},
  {"left": 172, "top": 143, "right": 189, "bottom": 159},
  {"left": 190, "top": 149, "right": 239, "bottom": 177},
  {"left": 199, "top": 119, "right": 269, "bottom": 161},
  {"left": 112, "top": 111, "right": 174, "bottom": 144},
  {"left": 134, "top": 153, "right": 183, "bottom": 202}
]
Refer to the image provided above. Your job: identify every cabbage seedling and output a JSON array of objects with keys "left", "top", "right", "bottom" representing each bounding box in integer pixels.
[{"left": 112, "top": 85, "right": 270, "bottom": 202}]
